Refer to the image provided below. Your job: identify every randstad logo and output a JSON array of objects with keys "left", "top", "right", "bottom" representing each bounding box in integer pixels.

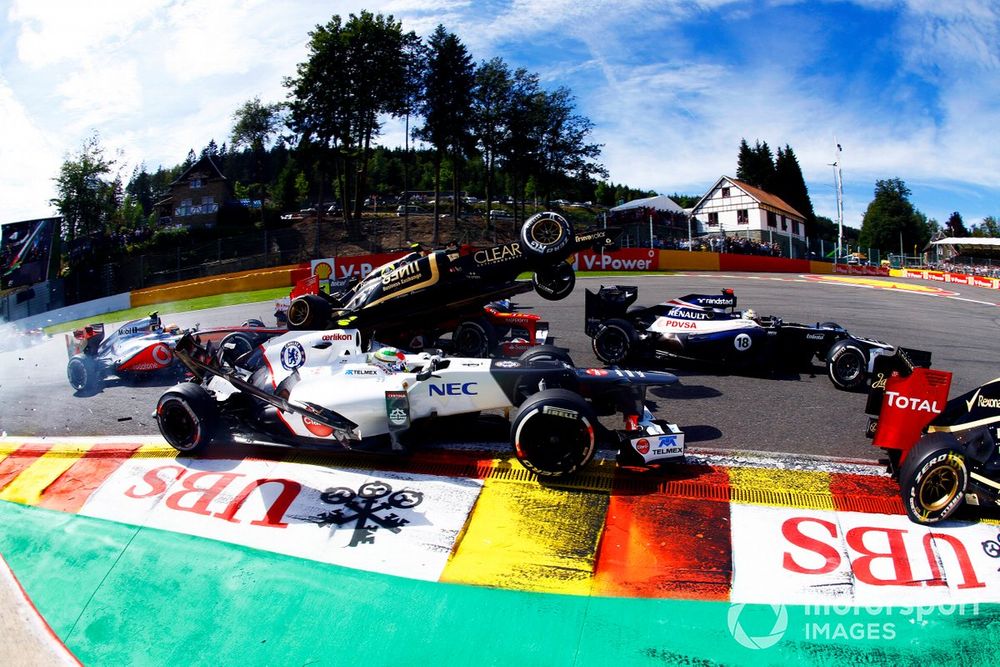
[{"left": 727, "top": 603, "right": 787, "bottom": 650}]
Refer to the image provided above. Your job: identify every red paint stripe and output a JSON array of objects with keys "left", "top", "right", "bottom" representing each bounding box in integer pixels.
[
  {"left": 0, "top": 443, "right": 54, "bottom": 490},
  {"left": 829, "top": 472, "right": 905, "bottom": 515},
  {"left": 36, "top": 442, "right": 144, "bottom": 513},
  {"left": 592, "top": 464, "right": 732, "bottom": 599}
]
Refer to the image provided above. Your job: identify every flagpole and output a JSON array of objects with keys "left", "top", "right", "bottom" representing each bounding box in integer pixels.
[{"left": 834, "top": 141, "right": 844, "bottom": 261}]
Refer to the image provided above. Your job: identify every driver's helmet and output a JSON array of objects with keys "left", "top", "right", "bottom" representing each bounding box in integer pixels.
[
  {"left": 373, "top": 346, "right": 407, "bottom": 373},
  {"left": 742, "top": 309, "right": 757, "bottom": 321}
]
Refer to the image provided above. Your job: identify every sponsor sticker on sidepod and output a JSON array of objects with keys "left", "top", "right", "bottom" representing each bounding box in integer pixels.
[{"left": 631, "top": 432, "right": 684, "bottom": 462}]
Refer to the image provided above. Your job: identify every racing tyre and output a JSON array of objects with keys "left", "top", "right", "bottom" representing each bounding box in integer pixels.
[
  {"left": 452, "top": 318, "right": 498, "bottom": 358},
  {"left": 532, "top": 262, "right": 576, "bottom": 301},
  {"left": 219, "top": 332, "right": 256, "bottom": 367},
  {"left": 519, "top": 344, "right": 574, "bottom": 366},
  {"left": 67, "top": 354, "right": 99, "bottom": 392},
  {"left": 827, "top": 345, "right": 867, "bottom": 391},
  {"left": 519, "top": 212, "right": 572, "bottom": 259},
  {"left": 241, "top": 318, "right": 266, "bottom": 328},
  {"left": 286, "top": 295, "right": 331, "bottom": 330},
  {"left": 592, "top": 318, "right": 636, "bottom": 365},
  {"left": 511, "top": 389, "right": 596, "bottom": 477},
  {"left": 156, "top": 383, "right": 218, "bottom": 454},
  {"left": 898, "top": 434, "right": 968, "bottom": 524}
]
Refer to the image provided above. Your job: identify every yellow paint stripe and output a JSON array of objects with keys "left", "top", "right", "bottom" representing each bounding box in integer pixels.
[
  {"left": 727, "top": 466, "right": 835, "bottom": 510},
  {"left": 0, "top": 446, "right": 88, "bottom": 505},
  {"left": 131, "top": 443, "right": 180, "bottom": 458},
  {"left": 441, "top": 470, "right": 609, "bottom": 595},
  {"left": 0, "top": 442, "right": 20, "bottom": 463}
]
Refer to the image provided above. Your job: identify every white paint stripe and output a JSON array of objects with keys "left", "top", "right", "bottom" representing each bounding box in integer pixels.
[
  {"left": 78, "top": 457, "right": 483, "bottom": 581},
  {"left": 731, "top": 504, "right": 1000, "bottom": 606}
]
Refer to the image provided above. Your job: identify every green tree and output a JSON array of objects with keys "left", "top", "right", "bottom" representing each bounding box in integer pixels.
[
  {"left": 231, "top": 97, "right": 286, "bottom": 197},
  {"left": 971, "top": 215, "right": 1000, "bottom": 238},
  {"left": 533, "top": 86, "right": 606, "bottom": 205},
  {"left": 736, "top": 139, "right": 775, "bottom": 190},
  {"left": 945, "top": 211, "right": 969, "bottom": 237},
  {"left": 51, "top": 134, "right": 120, "bottom": 246},
  {"left": 773, "top": 144, "right": 816, "bottom": 235},
  {"left": 416, "top": 24, "right": 476, "bottom": 240},
  {"left": 285, "top": 11, "right": 418, "bottom": 234},
  {"left": 858, "top": 178, "right": 931, "bottom": 254},
  {"left": 472, "top": 57, "right": 513, "bottom": 232}
]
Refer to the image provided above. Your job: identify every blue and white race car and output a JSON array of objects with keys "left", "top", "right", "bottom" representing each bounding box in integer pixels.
[{"left": 585, "top": 286, "right": 900, "bottom": 390}]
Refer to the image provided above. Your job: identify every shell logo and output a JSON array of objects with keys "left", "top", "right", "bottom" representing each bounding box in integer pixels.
[{"left": 313, "top": 261, "right": 334, "bottom": 281}]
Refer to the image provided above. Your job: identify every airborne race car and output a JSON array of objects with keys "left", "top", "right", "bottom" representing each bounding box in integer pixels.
[
  {"left": 66, "top": 312, "right": 282, "bottom": 392},
  {"left": 155, "top": 329, "right": 685, "bottom": 478},
  {"left": 283, "top": 212, "right": 611, "bottom": 355},
  {"left": 585, "top": 286, "right": 900, "bottom": 390},
  {"left": 864, "top": 349, "right": 1000, "bottom": 525}
]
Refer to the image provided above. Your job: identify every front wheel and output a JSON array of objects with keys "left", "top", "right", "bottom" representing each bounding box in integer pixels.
[
  {"left": 827, "top": 345, "right": 867, "bottom": 391},
  {"left": 511, "top": 389, "right": 596, "bottom": 477},
  {"left": 518, "top": 344, "right": 574, "bottom": 366},
  {"left": 532, "top": 262, "right": 576, "bottom": 301},
  {"left": 899, "top": 434, "right": 968, "bottom": 524},
  {"left": 592, "top": 318, "right": 636, "bottom": 365},
  {"left": 156, "top": 383, "right": 218, "bottom": 454}
]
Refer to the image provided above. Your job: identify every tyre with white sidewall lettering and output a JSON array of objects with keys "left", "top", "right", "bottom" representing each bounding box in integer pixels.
[
  {"left": 156, "top": 383, "right": 218, "bottom": 454},
  {"left": 827, "top": 345, "right": 867, "bottom": 391},
  {"left": 519, "top": 212, "right": 572, "bottom": 259},
  {"left": 899, "top": 433, "right": 967, "bottom": 524},
  {"left": 511, "top": 388, "right": 596, "bottom": 477}
]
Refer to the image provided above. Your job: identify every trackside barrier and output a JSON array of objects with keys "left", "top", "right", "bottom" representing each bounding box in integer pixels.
[
  {"left": 891, "top": 268, "right": 1000, "bottom": 290},
  {"left": 130, "top": 265, "right": 312, "bottom": 307},
  {"left": 834, "top": 265, "right": 891, "bottom": 277}
]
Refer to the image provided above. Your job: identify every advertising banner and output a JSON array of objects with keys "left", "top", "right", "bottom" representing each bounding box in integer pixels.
[
  {"left": 572, "top": 248, "right": 658, "bottom": 272},
  {"left": 1, "top": 217, "right": 57, "bottom": 291}
]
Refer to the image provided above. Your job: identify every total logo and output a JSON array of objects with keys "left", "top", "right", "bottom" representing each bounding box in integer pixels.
[
  {"left": 885, "top": 390, "right": 941, "bottom": 413},
  {"left": 428, "top": 382, "right": 478, "bottom": 396}
]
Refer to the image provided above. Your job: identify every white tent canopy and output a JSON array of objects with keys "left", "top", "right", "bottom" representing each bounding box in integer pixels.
[
  {"left": 610, "top": 195, "right": 685, "bottom": 214},
  {"left": 930, "top": 237, "right": 1000, "bottom": 247}
]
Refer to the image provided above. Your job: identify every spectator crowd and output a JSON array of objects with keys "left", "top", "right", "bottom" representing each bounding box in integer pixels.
[{"left": 654, "top": 234, "right": 784, "bottom": 257}]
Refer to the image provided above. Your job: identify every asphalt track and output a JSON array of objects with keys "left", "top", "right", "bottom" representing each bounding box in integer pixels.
[{"left": 1, "top": 272, "right": 997, "bottom": 461}]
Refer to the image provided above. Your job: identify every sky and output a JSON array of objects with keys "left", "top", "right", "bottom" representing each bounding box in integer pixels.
[{"left": 1, "top": 0, "right": 998, "bottom": 232}]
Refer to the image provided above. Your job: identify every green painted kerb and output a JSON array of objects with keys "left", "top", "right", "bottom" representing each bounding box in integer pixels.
[{"left": 1, "top": 501, "right": 998, "bottom": 666}]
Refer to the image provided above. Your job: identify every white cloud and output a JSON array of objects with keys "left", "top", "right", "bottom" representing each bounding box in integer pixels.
[{"left": 0, "top": 76, "right": 61, "bottom": 221}]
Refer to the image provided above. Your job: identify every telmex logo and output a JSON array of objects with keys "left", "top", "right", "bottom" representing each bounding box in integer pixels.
[
  {"left": 428, "top": 382, "right": 478, "bottom": 396},
  {"left": 323, "top": 333, "right": 353, "bottom": 341},
  {"left": 885, "top": 391, "right": 941, "bottom": 413}
]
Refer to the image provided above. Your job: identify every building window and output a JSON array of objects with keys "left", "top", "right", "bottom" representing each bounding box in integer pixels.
[
  {"left": 721, "top": 187, "right": 731, "bottom": 198},
  {"left": 767, "top": 211, "right": 777, "bottom": 227},
  {"left": 190, "top": 178, "right": 204, "bottom": 189},
  {"left": 781, "top": 216, "right": 788, "bottom": 231},
  {"left": 707, "top": 212, "right": 719, "bottom": 226},
  {"left": 737, "top": 209, "right": 748, "bottom": 225},
  {"left": 201, "top": 196, "right": 215, "bottom": 205},
  {"left": 792, "top": 220, "right": 800, "bottom": 235}
]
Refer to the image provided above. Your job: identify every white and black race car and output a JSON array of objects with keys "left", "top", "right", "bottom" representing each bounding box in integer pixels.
[
  {"left": 585, "top": 285, "right": 902, "bottom": 390},
  {"left": 155, "top": 330, "right": 685, "bottom": 478}
]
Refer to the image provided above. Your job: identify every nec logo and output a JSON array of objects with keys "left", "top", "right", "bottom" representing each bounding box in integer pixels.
[{"left": 428, "top": 382, "right": 478, "bottom": 396}]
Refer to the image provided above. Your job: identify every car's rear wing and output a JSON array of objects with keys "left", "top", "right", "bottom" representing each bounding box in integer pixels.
[{"left": 584, "top": 285, "right": 639, "bottom": 336}]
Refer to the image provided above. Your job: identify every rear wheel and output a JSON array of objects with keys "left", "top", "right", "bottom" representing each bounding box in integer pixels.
[
  {"left": 532, "top": 262, "right": 576, "bottom": 301},
  {"left": 899, "top": 434, "right": 967, "bottom": 524},
  {"left": 827, "top": 345, "right": 867, "bottom": 390},
  {"left": 511, "top": 389, "right": 596, "bottom": 477},
  {"left": 67, "top": 354, "right": 99, "bottom": 392},
  {"left": 520, "top": 212, "right": 573, "bottom": 259},
  {"left": 592, "top": 318, "right": 636, "bottom": 365},
  {"left": 287, "top": 295, "right": 331, "bottom": 330},
  {"left": 156, "top": 383, "right": 218, "bottom": 454},
  {"left": 241, "top": 318, "right": 266, "bottom": 328},
  {"left": 452, "top": 318, "right": 497, "bottom": 358}
]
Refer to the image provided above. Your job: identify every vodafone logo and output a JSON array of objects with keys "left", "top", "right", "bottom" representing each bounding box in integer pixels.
[
  {"left": 885, "top": 391, "right": 941, "bottom": 413},
  {"left": 151, "top": 344, "right": 172, "bottom": 366}
]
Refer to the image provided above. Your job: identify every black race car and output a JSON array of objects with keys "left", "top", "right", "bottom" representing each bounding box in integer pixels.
[
  {"left": 585, "top": 285, "right": 901, "bottom": 390},
  {"left": 284, "top": 212, "right": 611, "bottom": 351},
  {"left": 862, "top": 348, "right": 1000, "bottom": 524}
]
